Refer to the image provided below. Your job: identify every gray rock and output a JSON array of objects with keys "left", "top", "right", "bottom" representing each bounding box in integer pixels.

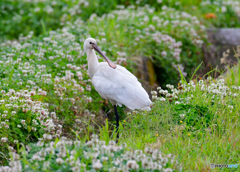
[
  {"left": 202, "top": 28, "right": 240, "bottom": 77},
  {"left": 207, "top": 28, "right": 240, "bottom": 46}
]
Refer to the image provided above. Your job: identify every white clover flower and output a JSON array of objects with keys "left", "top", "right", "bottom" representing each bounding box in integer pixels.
[
  {"left": 56, "top": 158, "right": 64, "bottom": 164},
  {"left": 167, "top": 154, "right": 175, "bottom": 159},
  {"left": 180, "top": 114, "right": 185, "bottom": 118},
  {"left": 32, "top": 155, "right": 41, "bottom": 161},
  {"left": 144, "top": 147, "right": 153, "bottom": 154},
  {"left": 166, "top": 93, "right": 171, "bottom": 98},
  {"left": 161, "top": 51, "right": 167, "bottom": 56},
  {"left": 164, "top": 168, "right": 173, "bottom": 172},
  {"left": 159, "top": 97, "right": 166, "bottom": 102},
  {"left": 207, "top": 76, "right": 212, "bottom": 81},
  {"left": 127, "top": 160, "right": 139, "bottom": 169},
  {"left": 109, "top": 166, "right": 118, "bottom": 172},
  {"left": 101, "top": 156, "right": 108, "bottom": 161},
  {"left": 152, "top": 95, "right": 158, "bottom": 101},
  {"left": 118, "top": 165, "right": 129, "bottom": 171},
  {"left": 134, "top": 150, "right": 143, "bottom": 156},
  {"left": 32, "top": 127, "right": 36, "bottom": 132},
  {"left": 112, "top": 158, "right": 121, "bottom": 166},
  {"left": 72, "top": 166, "right": 80, "bottom": 172},
  {"left": 39, "top": 150, "right": 47, "bottom": 158},
  {"left": 21, "top": 120, "right": 26, "bottom": 125},
  {"left": 233, "top": 93, "right": 238, "bottom": 97},
  {"left": 174, "top": 95, "right": 178, "bottom": 99},
  {"left": 151, "top": 91, "right": 157, "bottom": 96},
  {"left": 142, "top": 158, "right": 152, "bottom": 169},
  {"left": 85, "top": 140, "right": 93, "bottom": 147},
  {"left": 109, "top": 145, "right": 117, "bottom": 152},
  {"left": 43, "top": 134, "right": 52, "bottom": 141},
  {"left": 199, "top": 80, "right": 204, "bottom": 85},
  {"left": 107, "top": 140, "right": 115, "bottom": 146},
  {"left": 152, "top": 152, "right": 162, "bottom": 161},
  {"left": 91, "top": 137, "right": 99, "bottom": 144},
  {"left": 92, "top": 160, "right": 102, "bottom": 170},
  {"left": 175, "top": 101, "right": 180, "bottom": 105},
  {"left": 159, "top": 89, "right": 164, "bottom": 94},
  {"left": 136, "top": 154, "right": 146, "bottom": 162},
  {"left": 163, "top": 90, "right": 168, "bottom": 95},
  {"left": 98, "top": 141, "right": 105, "bottom": 146},
  {"left": 1, "top": 137, "right": 8, "bottom": 142},
  {"left": 212, "top": 89, "right": 218, "bottom": 94},
  {"left": 86, "top": 97, "right": 92, "bottom": 103},
  {"left": 37, "top": 141, "right": 44, "bottom": 147}
]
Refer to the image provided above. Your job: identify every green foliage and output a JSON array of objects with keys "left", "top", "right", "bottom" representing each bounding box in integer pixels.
[
  {"left": 172, "top": 104, "right": 214, "bottom": 131},
  {"left": 0, "top": 90, "right": 58, "bottom": 165},
  {"left": 198, "top": 0, "right": 240, "bottom": 28},
  {"left": 12, "top": 135, "right": 181, "bottom": 172},
  {"left": 81, "top": 6, "right": 206, "bottom": 86},
  {"left": 117, "top": 0, "right": 240, "bottom": 28},
  {"left": 0, "top": 30, "right": 106, "bottom": 165},
  {"left": 1, "top": 0, "right": 240, "bottom": 41},
  {"left": 121, "top": 77, "right": 240, "bottom": 170},
  {"left": 0, "top": 0, "right": 118, "bottom": 40},
  {"left": 1, "top": 0, "right": 238, "bottom": 86}
]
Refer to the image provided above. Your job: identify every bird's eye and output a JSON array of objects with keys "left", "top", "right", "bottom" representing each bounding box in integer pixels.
[{"left": 90, "top": 42, "right": 93, "bottom": 44}]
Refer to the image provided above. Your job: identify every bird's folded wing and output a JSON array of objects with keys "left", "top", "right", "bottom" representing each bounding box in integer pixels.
[{"left": 92, "top": 65, "right": 152, "bottom": 110}]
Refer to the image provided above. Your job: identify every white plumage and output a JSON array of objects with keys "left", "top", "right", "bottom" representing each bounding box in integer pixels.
[
  {"left": 93, "top": 63, "right": 152, "bottom": 110},
  {"left": 84, "top": 38, "right": 152, "bottom": 111}
]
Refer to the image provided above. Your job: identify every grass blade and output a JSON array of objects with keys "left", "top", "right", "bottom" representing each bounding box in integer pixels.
[
  {"left": 190, "top": 61, "right": 203, "bottom": 81},
  {"left": 41, "top": 19, "right": 46, "bottom": 35},
  {"left": 203, "top": 68, "right": 217, "bottom": 78},
  {"left": 178, "top": 65, "right": 187, "bottom": 84}
]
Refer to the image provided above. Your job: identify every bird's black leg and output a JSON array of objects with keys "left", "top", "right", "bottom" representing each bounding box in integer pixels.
[{"left": 113, "top": 105, "right": 119, "bottom": 143}]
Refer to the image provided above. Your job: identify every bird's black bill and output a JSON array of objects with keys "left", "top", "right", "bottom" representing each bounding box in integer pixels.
[{"left": 92, "top": 44, "right": 117, "bottom": 69}]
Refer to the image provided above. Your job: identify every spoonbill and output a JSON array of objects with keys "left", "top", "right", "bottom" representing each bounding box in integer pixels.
[{"left": 84, "top": 38, "right": 152, "bottom": 141}]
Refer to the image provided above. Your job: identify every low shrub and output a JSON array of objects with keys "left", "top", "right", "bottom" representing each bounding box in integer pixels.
[
  {"left": 172, "top": 104, "right": 214, "bottom": 131},
  {"left": 148, "top": 77, "right": 239, "bottom": 135},
  {"left": 0, "top": 89, "right": 62, "bottom": 165}
]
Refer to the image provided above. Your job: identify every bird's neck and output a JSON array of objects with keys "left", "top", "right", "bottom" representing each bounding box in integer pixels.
[{"left": 87, "top": 49, "right": 99, "bottom": 79}]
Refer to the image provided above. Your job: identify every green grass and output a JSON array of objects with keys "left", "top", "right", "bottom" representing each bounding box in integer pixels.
[
  {"left": 8, "top": 75, "right": 239, "bottom": 171},
  {"left": 117, "top": 76, "right": 240, "bottom": 171}
]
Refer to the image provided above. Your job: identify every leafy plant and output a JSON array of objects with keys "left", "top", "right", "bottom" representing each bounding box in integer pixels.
[
  {"left": 172, "top": 104, "right": 214, "bottom": 131},
  {"left": 3, "top": 135, "right": 181, "bottom": 172},
  {"left": 0, "top": 89, "right": 62, "bottom": 165}
]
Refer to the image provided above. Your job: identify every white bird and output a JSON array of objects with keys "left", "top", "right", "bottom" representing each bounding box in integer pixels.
[{"left": 84, "top": 38, "right": 152, "bottom": 141}]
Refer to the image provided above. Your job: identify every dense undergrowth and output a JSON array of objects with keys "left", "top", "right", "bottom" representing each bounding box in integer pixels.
[
  {"left": 1, "top": 0, "right": 240, "bottom": 40},
  {"left": 1, "top": 5, "right": 207, "bottom": 87},
  {"left": 0, "top": 0, "right": 240, "bottom": 171},
  {"left": 1, "top": 73, "right": 240, "bottom": 171}
]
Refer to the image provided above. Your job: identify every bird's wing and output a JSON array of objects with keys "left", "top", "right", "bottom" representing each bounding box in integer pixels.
[{"left": 92, "top": 64, "right": 152, "bottom": 110}]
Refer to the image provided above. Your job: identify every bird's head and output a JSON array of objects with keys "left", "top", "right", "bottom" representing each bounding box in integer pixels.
[
  {"left": 84, "top": 37, "right": 97, "bottom": 51},
  {"left": 84, "top": 37, "right": 117, "bottom": 69}
]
